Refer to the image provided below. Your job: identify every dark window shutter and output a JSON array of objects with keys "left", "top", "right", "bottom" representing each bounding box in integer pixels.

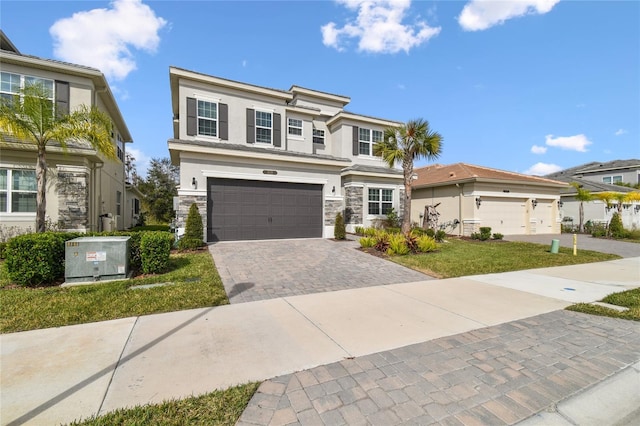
[
  {"left": 219, "top": 103, "right": 228, "bottom": 140},
  {"left": 246, "top": 108, "right": 255, "bottom": 144},
  {"left": 273, "top": 113, "right": 281, "bottom": 147},
  {"left": 55, "top": 80, "right": 69, "bottom": 117},
  {"left": 186, "top": 97, "right": 197, "bottom": 136},
  {"left": 352, "top": 126, "right": 359, "bottom": 156}
]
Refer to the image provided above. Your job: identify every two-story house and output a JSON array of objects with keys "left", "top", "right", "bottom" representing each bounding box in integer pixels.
[
  {"left": 168, "top": 66, "right": 404, "bottom": 241},
  {"left": 0, "top": 31, "right": 139, "bottom": 233},
  {"left": 545, "top": 159, "right": 640, "bottom": 230}
]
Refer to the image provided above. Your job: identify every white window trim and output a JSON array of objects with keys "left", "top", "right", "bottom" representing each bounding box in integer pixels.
[
  {"left": 313, "top": 128, "right": 325, "bottom": 145},
  {"left": 287, "top": 117, "right": 304, "bottom": 139},
  {"left": 358, "top": 128, "right": 382, "bottom": 157},
  {"left": 255, "top": 109, "right": 273, "bottom": 145},
  {"left": 367, "top": 187, "right": 394, "bottom": 216},
  {"left": 0, "top": 168, "right": 37, "bottom": 214},
  {"left": 196, "top": 98, "right": 219, "bottom": 139},
  {"left": 1, "top": 72, "right": 54, "bottom": 109}
]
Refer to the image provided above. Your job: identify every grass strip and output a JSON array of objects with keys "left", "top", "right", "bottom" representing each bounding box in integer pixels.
[
  {"left": 390, "top": 239, "right": 619, "bottom": 278},
  {"left": 1, "top": 252, "right": 228, "bottom": 333},
  {"left": 567, "top": 288, "right": 640, "bottom": 321},
  {"left": 67, "top": 382, "right": 260, "bottom": 426}
]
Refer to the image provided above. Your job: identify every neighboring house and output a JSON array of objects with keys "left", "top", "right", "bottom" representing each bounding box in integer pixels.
[
  {"left": 545, "top": 160, "right": 640, "bottom": 230},
  {"left": 0, "top": 31, "right": 138, "bottom": 233},
  {"left": 168, "top": 67, "right": 404, "bottom": 241},
  {"left": 411, "top": 163, "right": 567, "bottom": 236}
]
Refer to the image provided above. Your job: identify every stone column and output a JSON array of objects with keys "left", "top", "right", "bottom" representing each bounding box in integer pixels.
[
  {"left": 56, "top": 166, "right": 89, "bottom": 231},
  {"left": 344, "top": 186, "right": 363, "bottom": 225}
]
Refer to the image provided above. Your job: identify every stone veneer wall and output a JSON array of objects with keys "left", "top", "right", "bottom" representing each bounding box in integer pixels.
[
  {"left": 57, "top": 168, "right": 89, "bottom": 230},
  {"left": 324, "top": 199, "right": 343, "bottom": 225},
  {"left": 177, "top": 194, "right": 207, "bottom": 239},
  {"left": 344, "top": 186, "right": 363, "bottom": 225},
  {"left": 399, "top": 188, "right": 406, "bottom": 224}
]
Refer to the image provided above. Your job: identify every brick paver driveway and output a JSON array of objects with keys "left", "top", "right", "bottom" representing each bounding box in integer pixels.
[{"left": 209, "top": 239, "right": 433, "bottom": 303}]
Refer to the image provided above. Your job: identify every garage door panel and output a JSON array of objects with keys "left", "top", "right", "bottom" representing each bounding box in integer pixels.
[
  {"left": 481, "top": 198, "right": 526, "bottom": 235},
  {"left": 208, "top": 178, "right": 323, "bottom": 241}
]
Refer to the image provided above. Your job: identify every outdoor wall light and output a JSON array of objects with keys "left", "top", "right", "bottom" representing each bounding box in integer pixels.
[
  {"left": 332, "top": 186, "right": 336, "bottom": 194},
  {"left": 635, "top": 205, "right": 640, "bottom": 213},
  {"left": 531, "top": 199, "right": 538, "bottom": 209},
  {"left": 475, "top": 197, "right": 482, "bottom": 208},
  {"left": 558, "top": 200, "right": 564, "bottom": 208},
  {"left": 191, "top": 177, "right": 197, "bottom": 189}
]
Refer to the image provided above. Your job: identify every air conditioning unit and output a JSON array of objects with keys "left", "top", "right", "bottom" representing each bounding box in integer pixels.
[{"left": 64, "top": 236, "right": 130, "bottom": 285}]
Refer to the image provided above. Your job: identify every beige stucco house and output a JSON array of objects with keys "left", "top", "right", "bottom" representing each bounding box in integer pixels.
[
  {"left": 411, "top": 163, "right": 567, "bottom": 236},
  {"left": 168, "top": 66, "right": 405, "bottom": 241},
  {"left": 0, "top": 31, "right": 139, "bottom": 233}
]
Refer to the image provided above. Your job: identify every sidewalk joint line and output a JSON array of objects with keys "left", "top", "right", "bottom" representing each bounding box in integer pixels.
[
  {"left": 282, "top": 298, "right": 354, "bottom": 358},
  {"left": 97, "top": 316, "right": 140, "bottom": 416}
]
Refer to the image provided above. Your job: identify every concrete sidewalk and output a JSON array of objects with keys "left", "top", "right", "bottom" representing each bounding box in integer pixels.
[{"left": 1, "top": 258, "right": 639, "bottom": 425}]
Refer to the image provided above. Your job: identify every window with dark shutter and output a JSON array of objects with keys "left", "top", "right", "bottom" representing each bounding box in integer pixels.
[
  {"left": 55, "top": 81, "right": 69, "bottom": 117},
  {"left": 219, "top": 103, "right": 228, "bottom": 140},
  {"left": 352, "top": 126, "right": 359, "bottom": 156},
  {"left": 273, "top": 113, "right": 281, "bottom": 147},
  {"left": 246, "top": 108, "right": 255, "bottom": 143},
  {"left": 186, "top": 97, "right": 197, "bottom": 136}
]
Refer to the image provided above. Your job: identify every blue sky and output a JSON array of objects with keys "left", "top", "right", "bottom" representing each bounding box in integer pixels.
[{"left": 2, "top": 0, "right": 638, "bottom": 177}]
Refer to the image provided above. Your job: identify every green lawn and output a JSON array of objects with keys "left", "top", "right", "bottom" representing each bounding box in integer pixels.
[
  {"left": 67, "top": 382, "right": 259, "bottom": 426},
  {"left": 567, "top": 288, "right": 640, "bottom": 321},
  {"left": 390, "top": 238, "right": 620, "bottom": 278},
  {"left": 0, "top": 251, "right": 228, "bottom": 333}
]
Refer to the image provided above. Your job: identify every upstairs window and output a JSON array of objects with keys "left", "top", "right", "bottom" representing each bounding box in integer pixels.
[
  {"left": 1, "top": 72, "right": 54, "bottom": 108},
  {"left": 358, "top": 128, "right": 382, "bottom": 156},
  {"left": 313, "top": 128, "right": 325, "bottom": 145},
  {"left": 197, "top": 100, "right": 218, "bottom": 137},
  {"left": 116, "top": 191, "right": 122, "bottom": 216},
  {"left": 288, "top": 118, "right": 302, "bottom": 137},
  {"left": 602, "top": 175, "right": 622, "bottom": 185},
  {"left": 255, "top": 111, "right": 272, "bottom": 144},
  {"left": 368, "top": 188, "right": 393, "bottom": 215},
  {"left": 0, "top": 168, "right": 37, "bottom": 213}
]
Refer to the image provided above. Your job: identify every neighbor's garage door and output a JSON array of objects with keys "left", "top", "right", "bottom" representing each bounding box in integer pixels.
[
  {"left": 480, "top": 197, "right": 526, "bottom": 235},
  {"left": 532, "top": 199, "right": 554, "bottom": 234},
  {"left": 207, "top": 178, "right": 323, "bottom": 241}
]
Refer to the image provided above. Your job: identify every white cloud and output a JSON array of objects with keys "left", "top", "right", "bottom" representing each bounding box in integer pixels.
[
  {"left": 614, "top": 128, "right": 627, "bottom": 136},
  {"left": 523, "top": 162, "right": 562, "bottom": 176},
  {"left": 531, "top": 145, "right": 547, "bottom": 154},
  {"left": 321, "top": 0, "right": 441, "bottom": 54},
  {"left": 242, "top": 60, "right": 248, "bottom": 68},
  {"left": 126, "top": 147, "right": 151, "bottom": 178},
  {"left": 50, "top": 0, "right": 167, "bottom": 81},
  {"left": 458, "top": 0, "right": 560, "bottom": 31},
  {"left": 397, "top": 83, "right": 406, "bottom": 90},
  {"left": 545, "top": 134, "right": 592, "bottom": 152}
]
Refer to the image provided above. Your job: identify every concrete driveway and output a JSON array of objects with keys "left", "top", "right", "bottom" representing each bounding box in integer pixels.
[
  {"left": 209, "top": 238, "right": 433, "bottom": 303},
  {"left": 505, "top": 233, "right": 640, "bottom": 258}
]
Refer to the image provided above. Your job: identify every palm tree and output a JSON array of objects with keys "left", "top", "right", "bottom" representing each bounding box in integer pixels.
[
  {"left": 569, "top": 182, "right": 592, "bottom": 233},
  {"left": 0, "top": 83, "right": 116, "bottom": 232},
  {"left": 374, "top": 118, "right": 442, "bottom": 234}
]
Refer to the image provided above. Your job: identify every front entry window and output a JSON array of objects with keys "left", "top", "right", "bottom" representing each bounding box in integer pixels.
[{"left": 368, "top": 188, "right": 393, "bottom": 215}]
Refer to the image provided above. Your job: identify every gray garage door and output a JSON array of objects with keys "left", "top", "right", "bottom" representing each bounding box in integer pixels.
[{"left": 207, "top": 178, "right": 323, "bottom": 241}]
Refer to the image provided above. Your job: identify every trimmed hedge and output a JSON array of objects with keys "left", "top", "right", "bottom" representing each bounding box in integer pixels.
[
  {"left": 4, "top": 232, "right": 71, "bottom": 286},
  {"left": 334, "top": 212, "right": 346, "bottom": 240},
  {"left": 140, "top": 231, "right": 174, "bottom": 274}
]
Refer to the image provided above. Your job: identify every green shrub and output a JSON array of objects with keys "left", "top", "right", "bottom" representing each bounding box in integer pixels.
[
  {"left": 410, "top": 227, "right": 426, "bottom": 236},
  {"left": 479, "top": 227, "right": 492, "bottom": 241},
  {"left": 364, "top": 227, "right": 377, "bottom": 237},
  {"left": 386, "top": 227, "right": 401, "bottom": 234},
  {"left": 5, "top": 232, "right": 66, "bottom": 286},
  {"left": 416, "top": 235, "right": 437, "bottom": 253},
  {"left": 354, "top": 226, "right": 365, "bottom": 236},
  {"left": 178, "top": 237, "right": 206, "bottom": 251},
  {"left": 359, "top": 236, "right": 376, "bottom": 248},
  {"left": 385, "top": 208, "right": 400, "bottom": 229},
  {"left": 334, "top": 212, "right": 346, "bottom": 240},
  {"left": 435, "top": 230, "right": 446, "bottom": 242},
  {"left": 184, "top": 204, "right": 204, "bottom": 242},
  {"left": 470, "top": 232, "right": 480, "bottom": 240},
  {"left": 591, "top": 222, "right": 607, "bottom": 238},
  {"left": 140, "top": 232, "right": 174, "bottom": 274},
  {"left": 425, "top": 228, "right": 436, "bottom": 238},
  {"left": 374, "top": 231, "right": 390, "bottom": 253},
  {"left": 387, "top": 233, "right": 410, "bottom": 256},
  {"left": 0, "top": 242, "right": 7, "bottom": 259},
  {"left": 492, "top": 233, "right": 504, "bottom": 240},
  {"left": 129, "top": 224, "right": 169, "bottom": 232},
  {"left": 609, "top": 213, "right": 625, "bottom": 238}
]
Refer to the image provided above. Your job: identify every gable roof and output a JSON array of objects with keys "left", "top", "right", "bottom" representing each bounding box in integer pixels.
[
  {"left": 545, "top": 159, "right": 640, "bottom": 180},
  {"left": 413, "top": 163, "right": 567, "bottom": 189}
]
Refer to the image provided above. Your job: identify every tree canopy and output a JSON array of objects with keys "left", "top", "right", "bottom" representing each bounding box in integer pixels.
[{"left": 137, "top": 157, "right": 179, "bottom": 224}]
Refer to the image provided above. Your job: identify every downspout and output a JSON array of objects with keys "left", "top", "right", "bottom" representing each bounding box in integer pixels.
[
  {"left": 93, "top": 85, "right": 108, "bottom": 230},
  {"left": 457, "top": 183, "right": 463, "bottom": 236}
]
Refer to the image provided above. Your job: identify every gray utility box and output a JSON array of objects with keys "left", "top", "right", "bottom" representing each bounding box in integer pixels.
[{"left": 65, "top": 236, "right": 130, "bottom": 284}]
